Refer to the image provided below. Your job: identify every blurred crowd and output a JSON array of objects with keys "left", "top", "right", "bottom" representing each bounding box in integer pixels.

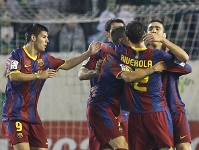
[{"left": 0, "top": 0, "right": 198, "bottom": 59}]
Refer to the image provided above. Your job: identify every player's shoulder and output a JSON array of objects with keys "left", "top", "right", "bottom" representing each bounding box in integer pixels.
[
  {"left": 115, "top": 44, "right": 128, "bottom": 52},
  {"left": 37, "top": 51, "right": 50, "bottom": 59},
  {"left": 12, "top": 47, "right": 23, "bottom": 53},
  {"left": 105, "top": 42, "right": 115, "bottom": 48},
  {"left": 10, "top": 47, "right": 24, "bottom": 58},
  {"left": 152, "top": 48, "right": 168, "bottom": 56}
]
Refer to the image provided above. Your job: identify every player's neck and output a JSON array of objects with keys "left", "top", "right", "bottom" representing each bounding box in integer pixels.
[
  {"left": 25, "top": 44, "right": 38, "bottom": 58},
  {"left": 131, "top": 42, "right": 146, "bottom": 49},
  {"left": 150, "top": 42, "right": 162, "bottom": 49}
]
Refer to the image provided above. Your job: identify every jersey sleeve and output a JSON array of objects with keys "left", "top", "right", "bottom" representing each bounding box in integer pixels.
[
  {"left": 81, "top": 53, "right": 99, "bottom": 70},
  {"left": 6, "top": 49, "right": 22, "bottom": 76},
  {"left": 81, "top": 50, "right": 106, "bottom": 70},
  {"left": 48, "top": 54, "right": 65, "bottom": 71},
  {"left": 108, "top": 54, "right": 132, "bottom": 79},
  {"left": 165, "top": 60, "right": 192, "bottom": 75},
  {"left": 157, "top": 50, "right": 192, "bottom": 75}
]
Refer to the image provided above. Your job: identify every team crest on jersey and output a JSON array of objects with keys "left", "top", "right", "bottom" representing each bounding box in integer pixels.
[
  {"left": 37, "top": 59, "right": 44, "bottom": 66},
  {"left": 17, "top": 133, "right": 23, "bottom": 138},
  {"left": 10, "top": 60, "right": 19, "bottom": 70},
  {"left": 120, "top": 64, "right": 132, "bottom": 72},
  {"left": 82, "top": 57, "right": 90, "bottom": 66},
  {"left": 174, "top": 59, "right": 185, "bottom": 67}
]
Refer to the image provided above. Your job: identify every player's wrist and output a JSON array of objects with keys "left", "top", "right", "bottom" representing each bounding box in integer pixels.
[
  {"left": 93, "top": 69, "right": 99, "bottom": 76},
  {"left": 36, "top": 73, "right": 40, "bottom": 79},
  {"left": 146, "top": 67, "right": 155, "bottom": 75},
  {"left": 85, "top": 49, "right": 92, "bottom": 56},
  {"left": 36, "top": 71, "right": 42, "bottom": 79},
  {"left": 160, "top": 37, "right": 167, "bottom": 44},
  {"left": 152, "top": 66, "right": 156, "bottom": 72}
]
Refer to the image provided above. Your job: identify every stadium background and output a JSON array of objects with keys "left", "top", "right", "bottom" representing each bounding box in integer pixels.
[{"left": 0, "top": 0, "right": 199, "bottom": 149}]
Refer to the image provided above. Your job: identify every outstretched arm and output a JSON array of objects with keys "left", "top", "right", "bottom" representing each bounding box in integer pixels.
[
  {"left": 143, "top": 33, "right": 189, "bottom": 62},
  {"left": 60, "top": 42, "right": 101, "bottom": 70}
]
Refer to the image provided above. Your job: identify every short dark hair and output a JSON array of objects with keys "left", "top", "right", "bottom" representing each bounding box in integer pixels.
[
  {"left": 125, "top": 20, "right": 145, "bottom": 44},
  {"left": 25, "top": 23, "right": 48, "bottom": 43},
  {"left": 111, "top": 26, "right": 126, "bottom": 44},
  {"left": 148, "top": 19, "right": 166, "bottom": 32},
  {"left": 104, "top": 18, "right": 125, "bottom": 32}
]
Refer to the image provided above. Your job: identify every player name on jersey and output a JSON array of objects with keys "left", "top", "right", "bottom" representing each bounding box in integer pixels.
[{"left": 121, "top": 54, "right": 153, "bottom": 68}]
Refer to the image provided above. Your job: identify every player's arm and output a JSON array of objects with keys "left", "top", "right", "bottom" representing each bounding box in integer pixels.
[
  {"left": 78, "top": 59, "right": 103, "bottom": 80},
  {"left": 143, "top": 33, "right": 189, "bottom": 62},
  {"left": 165, "top": 61, "right": 192, "bottom": 75},
  {"left": 60, "top": 42, "right": 101, "bottom": 70},
  {"left": 160, "top": 38, "right": 189, "bottom": 62},
  {"left": 119, "top": 61, "right": 166, "bottom": 83},
  {"left": 160, "top": 50, "right": 192, "bottom": 75},
  {"left": 8, "top": 69, "right": 57, "bottom": 82}
]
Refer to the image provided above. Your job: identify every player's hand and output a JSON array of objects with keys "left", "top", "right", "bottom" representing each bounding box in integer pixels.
[
  {"left": 90, "top": 85, "right": 97, "bottom": 94},
  {"left": 95, "top": 59, "right": 103, "bottom": 74},
  {"left": 37, "top": 69, "right": 57, "bottom": 79},
  {"left": 153, "top": 61, "right": 166, "bottom": 72},
  {"left": 88, "top": 41, "right": 101, "bottom": 55},
  {"left": 143, "top": 33, "right": 164, "bottom": 43}
]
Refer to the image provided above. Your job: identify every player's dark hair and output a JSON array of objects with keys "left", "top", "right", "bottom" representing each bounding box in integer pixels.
[
  {"left": 148, "top": 19, "right": 166, "bottom": 32},
  {"left": 125, "top": 20, "right": 145, "bottom": 44},
  {"left": 104, "top": 18, "right": 125, "bottom": 32},
  {"left": 25, "top": 23, "right": 48, "bottom": 43},
  {"left": 111, "top": 26, "right": 126, "bottom": 44}
]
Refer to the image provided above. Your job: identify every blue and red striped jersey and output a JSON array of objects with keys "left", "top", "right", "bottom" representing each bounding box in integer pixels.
[
  {"left": 84, "top": 43, "right": 130, "bottom": 117},
  {"left": 82, "top": 42, "right": 128, "bottom": 121},
  {"left": 162, "top": 53, "right": 192, "bottom": 116},
  {"left": 88, "top": 43, "right": 134, "bottom": 115},
  {"left": 87, "top": 53, "right": 126, "bottom": 116},
  {"left": 2, "top": 46, "right": 65, "bottom": 123},
  {"left": 101, "top": 44, "right": 192, "bottom": 113},
  {"left": 81, "top": 42, "right": 115, "bottom": 87}
]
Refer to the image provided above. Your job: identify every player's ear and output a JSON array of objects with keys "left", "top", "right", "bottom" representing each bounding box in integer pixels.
[
  {"left": 31, "top": 35, "right": 36, "bottom": 41},
  {"left": 163, "top": 33, "right": 167, "bottom": 38},
  {"left": 119, "top": 38, "right": 124, "bottom": 44},
  {"left": 127, "top": 37, "right": 130, "bottom": 42},
  {"left": 105, "top": 31, "right": 109, "bottom": 39}
]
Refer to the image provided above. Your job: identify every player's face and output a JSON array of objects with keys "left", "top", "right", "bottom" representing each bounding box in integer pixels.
[
  {"left": 34, "top": 31, "right": 49, "bottom": 52},
  {"left": 106, "top": 22, "right": 124, "bottom": 42},
  {"left": 147, "top": 22, "right": 165, "bottom": 37},
  {"left": 120, "top": 35, "right": 130, "bottom": 46}
]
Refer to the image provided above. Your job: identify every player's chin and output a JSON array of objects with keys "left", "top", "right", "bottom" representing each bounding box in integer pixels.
[{"left": 41, "top": 47, "right": 46, "bottom": 51}]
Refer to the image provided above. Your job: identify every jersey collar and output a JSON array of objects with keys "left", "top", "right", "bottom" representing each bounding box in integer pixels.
[{"left": 23, "top": 46, "right": 37, "bottom": 60}]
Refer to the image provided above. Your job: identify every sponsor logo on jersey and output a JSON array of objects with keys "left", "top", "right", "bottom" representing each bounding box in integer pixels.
[
  {"left": 180, "top": 135, "right": 187, "bottom": 139},
  {"left": 24, "top": 64, "right": 31, "bottom": 68}
]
